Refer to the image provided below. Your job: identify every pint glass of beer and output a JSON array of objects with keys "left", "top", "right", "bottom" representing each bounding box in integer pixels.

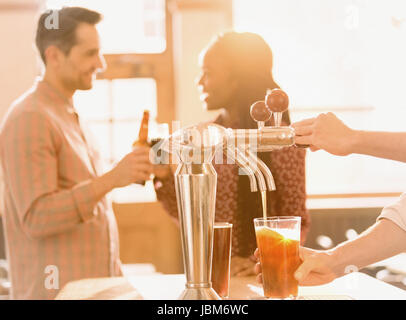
[
  {"left": 211, "top": 222, "right": 232, "bottom": 298},
  {"left": 254, "top": 217, "right": 301, "bottom": 299}
]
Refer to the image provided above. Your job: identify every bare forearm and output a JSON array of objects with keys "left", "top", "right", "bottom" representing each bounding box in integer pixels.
[
  {"left": 293, "top": 113, "right": 406, "bottom": 161},
  {"left": 330, "top": 219, "right": 406, "bottom": 276},
  {"left": 351, "top": 130, "right": 406, "bottom": 163}
]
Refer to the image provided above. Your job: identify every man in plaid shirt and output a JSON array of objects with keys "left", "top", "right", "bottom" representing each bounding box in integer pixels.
[{"left": 0, "top": 7, "right": 153, "bottom": 299}]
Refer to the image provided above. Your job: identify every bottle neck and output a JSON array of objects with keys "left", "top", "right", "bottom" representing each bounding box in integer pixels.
[{"left": 138, "top": 112, "right": 149, "bottom": 143}]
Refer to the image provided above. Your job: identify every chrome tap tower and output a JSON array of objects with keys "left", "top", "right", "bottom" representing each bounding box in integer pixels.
[
  {"left": 170, "top": 124, "right": 226, "bottom": 300},
  {"left": 157, "top": 89, "right": 296, "bottom": 300},
  {"left": 175, "top": 151, "right": 219, "bottom": 299}
]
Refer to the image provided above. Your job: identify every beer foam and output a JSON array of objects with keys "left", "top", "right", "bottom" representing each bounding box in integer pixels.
[{"left": 255, "top": 226, "right": 300, "bottom": 241}]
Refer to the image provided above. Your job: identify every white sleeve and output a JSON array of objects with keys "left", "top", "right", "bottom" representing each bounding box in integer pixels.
[{"left": 377, "top": 193, "right": 406, "bottom": 232}]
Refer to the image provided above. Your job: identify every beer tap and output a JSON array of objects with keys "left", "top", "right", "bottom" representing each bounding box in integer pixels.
[{"left": 155, "top": 89, "right": 296, "bottom": 300}]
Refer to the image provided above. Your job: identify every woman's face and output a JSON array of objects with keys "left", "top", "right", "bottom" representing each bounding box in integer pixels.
[{"left": 196, "top": 48, "right": 238, "bottom": 111}]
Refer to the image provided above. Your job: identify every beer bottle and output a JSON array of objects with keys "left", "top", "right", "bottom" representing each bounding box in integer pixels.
[
  {"left": 133, "top": 110, "right": 150, "bottom": 185},
  {"left": 133, "top": 110, "right": 149, "bottom": 148}
]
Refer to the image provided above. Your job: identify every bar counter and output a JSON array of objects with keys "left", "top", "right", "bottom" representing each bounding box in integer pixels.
[{"left": 55, "top": 272, "right": 406, "bottom": 300}]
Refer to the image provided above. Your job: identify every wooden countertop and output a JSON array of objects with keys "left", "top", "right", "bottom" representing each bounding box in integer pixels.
[{"left": 55, "top": 272, "right": 406, "bottom": 300}]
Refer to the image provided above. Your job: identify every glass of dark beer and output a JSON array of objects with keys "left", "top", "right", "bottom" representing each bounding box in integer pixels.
[{"left": 211, "top": 222, "right": 232, "bottom": 298}]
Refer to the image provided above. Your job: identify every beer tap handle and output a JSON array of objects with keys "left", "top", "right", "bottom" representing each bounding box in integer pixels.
[
  {"left": 250, "top": 101, "right": 272, "bottom": 129},
  {"left": 266, "top": 89, "right": 289, "bottom": 127}
]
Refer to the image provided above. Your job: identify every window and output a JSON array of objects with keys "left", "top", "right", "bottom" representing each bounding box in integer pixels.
[
  {"left": 74, "top": 78, "right": 158, "bottom": 163},
  {"left": 233, "top": 0, "right": 406, "bottom": 197},
  {"left": 46, "top": 0, "right": 166, "bottom": 53},
  {"left": 45, "top": 0, "right": 174, "bottom": 202}
]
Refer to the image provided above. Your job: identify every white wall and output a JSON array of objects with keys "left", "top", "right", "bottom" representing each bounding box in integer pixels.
[{"left": 0, "top": 6, "right": 40, "bottom": 120}]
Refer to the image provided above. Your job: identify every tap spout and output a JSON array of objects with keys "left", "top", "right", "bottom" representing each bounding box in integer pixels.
[
  {"left": 235, "top": 146, "right": 268, "bottom": 192},
  {"left": 225, "top": 145, "right": 258, "bottom": 192},
  {"left": 245, "top": 149, "right": 276, "bottom": 191}
]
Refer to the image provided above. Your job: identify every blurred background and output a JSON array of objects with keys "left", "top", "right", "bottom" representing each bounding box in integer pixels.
[{"left": 1, "top": 0, "right": 406, "bottom": 296}]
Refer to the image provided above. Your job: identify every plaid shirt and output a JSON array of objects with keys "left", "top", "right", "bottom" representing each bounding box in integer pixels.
[{"left": 0, "top": 79, "right": 122, "bottom": 300}]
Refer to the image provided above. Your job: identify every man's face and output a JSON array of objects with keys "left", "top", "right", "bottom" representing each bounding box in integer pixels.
[
  {"left": 196, "top": 49, "right": 237, "bottom": 111},
  {"left": 58, "top": 23, "right": 105, "bottom": 91}
]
